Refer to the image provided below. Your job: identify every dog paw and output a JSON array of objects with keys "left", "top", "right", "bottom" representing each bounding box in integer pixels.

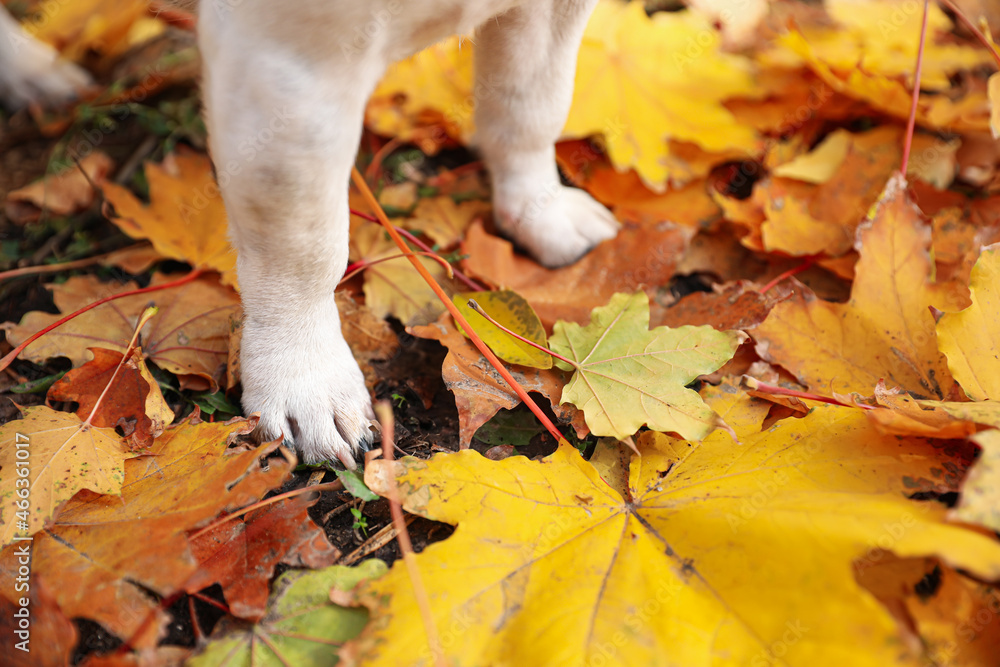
[
  {"left": 238, "top": 315, "right": 376, "bottom": 469},
  {"left": 0, "top": 36, "right": 91, "bottom": 110},
  {"left": 494, "top": 183, "right": 619, "bottom": 268}
]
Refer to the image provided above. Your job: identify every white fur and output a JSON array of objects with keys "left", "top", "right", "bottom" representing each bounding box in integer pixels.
[
  {"left": 0, "top": 9, "right": 90, "bottom": 109},
  {"left": 2, "top": 0, "right": 617, "bottom": 467}
]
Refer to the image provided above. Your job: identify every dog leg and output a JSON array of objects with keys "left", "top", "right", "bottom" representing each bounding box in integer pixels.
[
  {"left": 0, "top": 8, "right": 90, "bottom": 110},
  {"left": 199, "top": 7, "right": 383, "bottom": 468},
  {"left": 475, "top": 0, "right": 618, "bottom": 268}
]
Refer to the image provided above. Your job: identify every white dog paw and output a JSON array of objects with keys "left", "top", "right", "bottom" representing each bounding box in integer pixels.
[
  {"left": 494, "top": 183, "right": 619, "bottom": 268},
  {"left": 239, "top": 318, "right": 376, "bottom": 469},
  {"left": 0, "top": 35, "right": 90, "bottom": 110}
]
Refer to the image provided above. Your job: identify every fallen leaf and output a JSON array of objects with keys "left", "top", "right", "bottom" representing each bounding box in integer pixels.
[
  {"left": 951, "top": 430, "right": 1000, "bottom": 534},
  {"left": 990, "top": 72, "right": 1000, "bottom": 139},
  {"left": 650, "top": 281, "right": 780, "bottom": 331},
  {"left": 350, "top": 224, "right": 447, "bottom": 326},
  {"left": 555, "top": 140, "right": 722, "bottom": 225},
  {"left": 187, "top": 494, "right": 340, "bottom": 620},
  {"left": 409, "top": 314, "right": 585, "bottom": 447},
  {"left": 856, "top": 556, "right": 1000, "bottom": 667},
  {"left": 462, "top": 220, "right": 691, "bottom": 329},
  {"left": 937, "top": 243, "right": 1000, "bottom": 401},
  {"left": 349, "top": 390, "right": 1000, "bottom": 666},
  {"left": 4, "top": 273, "right": 240, "bottom": 391},
  {"left": 336, "top": 291, "right": 400, "bottom": 394},
  {"left": 367, "top": 37, "right": 474, "bottom": 145},
  {"left": 402, "top": 195, "right": 489, "bottom": 248},
  {"left": 454, "top": 290, "right": 552, "bottom": 370},
  {"left": 0, "top": 571, "right": 76, "bottom": 667},
  {"left": 755, "top": 174, "right": 960, "bottom": 399},
  {"left": 565, "top": 1, "right": 759, "bottom": 189},
  {"left": 0, "top": 406, "right": 132, "bottom": 546},
  {"left": 27, "top": 418, "right": 290, "bottom": 646},
  {"left": 5, "top": 152, "right": 113, "bottom": 224},
  {"left": 189, "top": 560, "right": 387, "bottom": 667},
  {"left": 550, "top": 291, "right": 745, "bottom": 441},
  {"left": 25, "top": 0, "right": 157, "bottom": 60},
  {"left": 47, "top": 347, "right": 174, "bottom": 450},
  {"left": 102, "top": 149, "right": 237, "bottom": 286}
]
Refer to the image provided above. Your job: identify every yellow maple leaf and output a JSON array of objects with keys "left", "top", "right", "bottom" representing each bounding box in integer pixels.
[
  {"left": 349, "top": 225, "right": 446, "bottom": 326},
  {"left": 937, "top": 244, "right": 1000, "bottom": 401},
  {"left": 401, "top": 196, "right": 489, "bottom": 248},
  {"left": 349, "top": 388, "right": 1000, "bottom": 666},
  {"left": 102, "top": 150, "right": 238, "bottom": 287},
  {"left": 755, "top": 175, "right": 960, "bottom": 399},
  {"left": 24, "top": 0, "right": 161, "bottom": 61},
  {"left": 0, "top": 406, "right": 134, "bottom": 546},
  {"left": 367, "top": 37, "right": 475, "bottom": 144},
  {"left": 565, "top": 0, "right": 759, "bottom": 190}
]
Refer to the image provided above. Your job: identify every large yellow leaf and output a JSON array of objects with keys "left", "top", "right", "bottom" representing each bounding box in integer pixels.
[
  {"left": 102, "top": 150, "right": 238, "bottom": 287},
  {"left": 937, "top": 244, "right": 1000, "bottom": 401},
  {"left": 349, "top": 389, "right": 1000, "bottom": 666},
  {"left": 565, "top": 1, "right": 759, "bottom": 190},
  {"left": 550, "top": 292, "right": 745, "bottom": 441},
  {"left": 786, "top": 0, "right": 992, "bottom": 92},
  {"left": 754, "top": 175, "right": 960, "bottom": 399},
  {"left": 951, "top": 430, "right": 1000, "bottom": 533},
  {"left": 0, "top": 406, "right": 132, "bottom": 546}
]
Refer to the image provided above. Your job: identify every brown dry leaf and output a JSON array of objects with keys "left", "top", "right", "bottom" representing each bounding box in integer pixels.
[
  {"left": 0, "top": 406, "right": 132, "bottom": 547},
  {"left": 336, "top": 292, "right": 399, "bottom": 394},
  {"left": 409, "top": 313, "right": 586, "bottom": 447},
  {"left": 102, "top": 149, "right": 237, "bottom": 286},
  {"left": 856, "top": 556, "right": 1000, "bottom": 667},
  {"left": 650, "top": 281, "right": 780, "bottom": 331},
  {"left": 755, "top": 175, "right": 963, "bottom": 400},
  {"left": 349, "top": 224, "right": 447, "bottom": 326},
  {"left": 186, "top": 494, "right": 340, "bottom": 620},
  {"left": 3, "top": 273, "right": 240, "bottom": 391},
  {"left": 26, "top": 418, "right": 290, "bottom": 647},
  {"left": 462, "top": 221, "right": 691, "bottom": 329},
  {"left": 555, "top": 140, "right": 721, "bottom": 227},
  {"left": 0, "top": 570, "right": 76, "bottom": 667},
  {"left": 48, "top": 347, "right": 174, "bottom": 450},
  {"left": 401, "top": 195, "right": 490, "bottom": 248},
  {"left": 5, "top": 152, "right": 113, "bottom": 224}
]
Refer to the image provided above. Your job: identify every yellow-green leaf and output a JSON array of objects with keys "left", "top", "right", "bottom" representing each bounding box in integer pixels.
[
  {"left": 550, "top": 291, "right": 745, "bottom": 440},
  {"left": 453, "top": 290, "right": 552, "bottom": 369}
]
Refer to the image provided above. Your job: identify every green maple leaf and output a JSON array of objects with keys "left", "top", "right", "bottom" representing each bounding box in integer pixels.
[{"left": 550, "top": 292, "right": 746, "bottom": 441}]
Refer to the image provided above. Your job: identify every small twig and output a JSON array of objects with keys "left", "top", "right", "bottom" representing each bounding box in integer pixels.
[
  {"left": 82, "top": 306, "right": 158, "bottom": 428},
  {"left": 759, "top": 257, "right": 816, "bottom": 294},
  {"left": 188, "top": 479, "right": 344, "bottom": 540},
  {"left": 901, "top": 0, "right": 930, "bottom": 176},
  {"left": 937, "top": 0, "right": 1000, "bottom": 68},
  {"left": 338, "top": 251, "right": 454, "bottom": 287},
  {"left": 337, "top": 515, "right": 415, "bottom": 566},
  {"left": 466, "top": 299, "right": 576, "bottom": 367},
  {"left": 349, "top": 207, "right": 484, "bottom": 291},
  {"left": 351, "top": 167, "right": 566, "bottom": 445},
  {"left": 0, "top": 268, "right": 203, "bottom": 373},
  {"left": 0, "top": 243, "right": 150, "bottom": 282},
  {"left": 375, "top": 402, "right": 447, "bottom": 667},
  {"left": 742, "top": 376, "right": 874, "bottom": 410}
]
